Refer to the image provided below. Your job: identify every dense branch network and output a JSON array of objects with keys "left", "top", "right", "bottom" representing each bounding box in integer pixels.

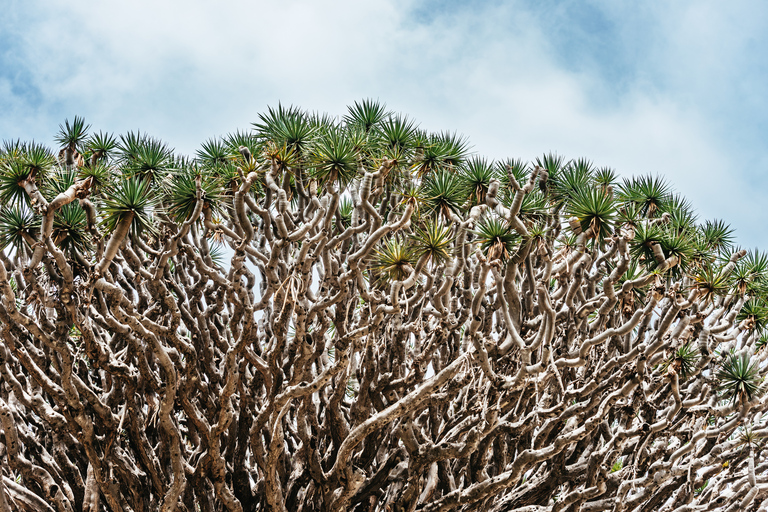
[{"left": 0, "top": 104, "right": 768, "bottom": 511}]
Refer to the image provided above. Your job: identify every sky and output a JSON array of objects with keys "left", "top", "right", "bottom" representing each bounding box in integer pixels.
[{"left": 2, "top": 0, "right": 767, "bottom": 247}]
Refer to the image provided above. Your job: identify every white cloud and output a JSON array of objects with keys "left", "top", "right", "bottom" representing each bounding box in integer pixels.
[{"left": 2, "top": 0, "right": 767, "bottom": 246}]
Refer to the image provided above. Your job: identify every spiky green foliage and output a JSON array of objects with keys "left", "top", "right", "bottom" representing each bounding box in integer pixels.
[
  {"left": 558, "top": 232, "right": 579, "bottom": 253},
  {"left": 165, "top": 165, "right": 223, "bottom": 223},
  {"left": 567, "top": 187, "right": 616, "bottom": 242},
  {"left": 254, "top": 104, "right": 315, "bottom": 155},
  {"left": 460, "top": 157, "right": 498, "bottom": 206},
  {"left": 43, "top": 166, "right": 78, "bottom": 199},
  {"left": 373, "top": 238, "right": 414, "bottom": 285},
  {"left": 737, "top": 298, "right": 768, "bottom": 334},
  {"left": 661, "top": 342, "right": 700, "bottom": 380},
  {"left": 616, "top": 202, "right": 643, "bottom": 228},
  {"left": 528, "top": 221, "right": 548, "bottom": 242},
  {"left": 336, "top": 197, "right": 354, "bottom": 230},
  {"left": 124, "top": 137, "right": 174, "bottom": 182},
  {"left": 308, "top": 111, "right": 338, "bottom": 134},
  {"left": 700, "top": 219, "right": 735, "bottom": 254},
  {"left": 422, "top": 170, "right": 466, "bottom": 220},
  {"left": 117, "top": 131, "right": 146, "bottom": 162},
  {"left": 516, "top": 190, "right": 548, "bottom": 226},
  {"left": 414, "top": 140, "right": 445, "bottom": 176},
  {"left": 397, "top": 181, "right": 426, "bottom": 215},
  {"left": 0, "top": 206, "right": 39, "bottom": 252},
  {"left": 85, "top": 131, "right": 118, "bottom": 164},
  {"left": 614, "top": 259, "right": 650, "bottom": 306},
  {"left": 310, "top": 126, "right": 359, "bottom": 186},
  {"left": 376, "top": 115, "right": 418, "bottom": 162},
  {"left": 22, "top": 142, "right": 57, "bottom": 176},
  {"left": 52, "top": 204, "right": 90, "bottom": 255},
  {"left": 663, "top": 194, "right": 698, "bottom": 234},
  {"left": 553, "top": 158, "right": 593, "bottom": 207},
  {"left": 345, "top": 124, "right": 375, "bottom": 158},
  {"left": 208, "top": 242, "right": 226, "bottom": 268},
  {"left": 737, "top": 426, "right": 765, "bottom": 452},
  {"left": 535, "top": 153, "right": 564, "bottom": 177},
  {"left": 197, "top": 138, "right": 234, "bottom": 168},
  {"left": 757, "top": 334, "right": 768, "bottom": 353},
  {"left": 497, "top": 158, "right": 529, "bottom": 189},
  {"left": 0, "top": 160, "right": 37, "bottom": 206},
  {"left": 410, "top": 220, "right": 453, "bottom": 266},
  {"left": 0, "top": 139, "right": 25, "bottom": 162},
  {"left": 429, "top": 131, "right": 470, "bottom": 169},
  {"left": 102, "top": 176, "right": 159, "bottom": 235},
  {"left": 413, "top": 133, "right": 458, "bottom": 177},
  {"left": 77, "top": 162, "right": 112, "bottom": 192},
  {"left": 690, "top": 265, "right": 730, "bottom": 303},
  {"left": 223, "top": 130, "right": 260, "bottom": 161},
  {"left": 630, "top": 222, "right": 663, "bottom": 263},
  {"left": 344, "top": 99, "right": 389, "bottom": 133},
  {"left": 629, "top": 222, "right": 694, "bottom": 274},
  {"left": 40, "top": 167, "right": 93, "bottom": 254},
  {"left": 55, "top": 116, "right": 90, "bottom": 152},
  {"left": 534, "top": 152, "right": 564, "bottom": 196},
  {"left": 618, "top": 175, "right": 671, "bottom": 218},
  {"left": 474, "top": 216, "right": 519, "bottom": 262},
  {"left": 732, "top": 250, "right": 768, "bottom": 295},
  {"left": 689, "top": 234, "right": 717, "bottom": 269},
  {"left": 593, "top": 167, "right": 617, "bottom": 192},
  {"left": 717, "top": 352, "right": 763, "bottom": 403},
  {"left": 212, "top": 162, "right": 245, "bottom": 197},
  {"left": 659, "top": 228, "right": 696, "bottom": 274},
  {"left": 0, "top": 142, "right": 56, "bottom": 203},
  {"left": 262, "top": 139, "right": 299, "bottom": 174}
]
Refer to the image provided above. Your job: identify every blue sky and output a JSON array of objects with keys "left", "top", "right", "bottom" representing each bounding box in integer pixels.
[{"left": 2, "top": 0, "right": 767, "bottom": 247}]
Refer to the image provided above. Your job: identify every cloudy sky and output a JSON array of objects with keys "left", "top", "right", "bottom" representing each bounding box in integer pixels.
[{"left": 2, "top": 0, "right": 767, "bottom": 247}]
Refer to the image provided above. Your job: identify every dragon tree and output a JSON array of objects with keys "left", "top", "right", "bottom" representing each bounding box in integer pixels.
[{"left": 1, "top": 102, "right": 768, "bottom": 511}]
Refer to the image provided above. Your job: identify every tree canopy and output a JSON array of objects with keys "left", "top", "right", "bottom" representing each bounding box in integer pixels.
[{"left": 0, "top": 102, "right": 767, "bottom": 511}]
